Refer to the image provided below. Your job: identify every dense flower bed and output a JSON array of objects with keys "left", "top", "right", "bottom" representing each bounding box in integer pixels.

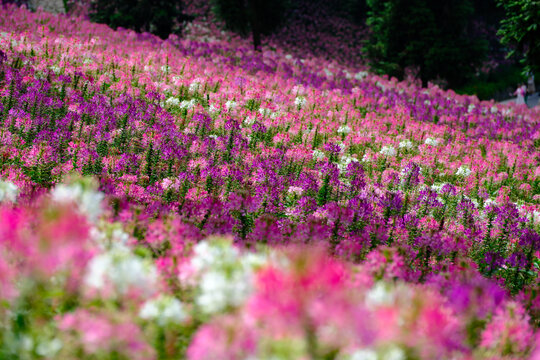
[{"left": 0, "top": 4, "right": 539, "bottom": 359}]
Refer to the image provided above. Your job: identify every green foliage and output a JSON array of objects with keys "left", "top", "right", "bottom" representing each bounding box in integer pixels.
[
  {"left": 455, "top": 64, "right": 527, "bottom": 101},
  {"left": 497, "top": 0, "right": 540, "bottom": 74},
  {"left": 365, "top": 0, "right": 488, "bottom": 88},
  {"left": 90, "top": 0, "right": 188, "bottom": 39}
]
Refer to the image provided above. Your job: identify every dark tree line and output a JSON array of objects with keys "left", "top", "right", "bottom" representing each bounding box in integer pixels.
[
  {"left": 364, "top": 0, "right": 488, "bottom": 88},
  {"left": 89, "top": 0, "right": 191, "bottom": 39},
  {"left": 82, "top": 0, "right": 539, "bottom": 89},
  {"left": 210, "top": 0, "right": 289, "bottom": 50}
]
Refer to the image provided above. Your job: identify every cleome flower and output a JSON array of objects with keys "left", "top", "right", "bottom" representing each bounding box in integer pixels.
[
  {"left": 51, "top": 179, "right": 104, "bottom": 223},
  {"left": 380, "top": 145, "right": 396, "bottom": 157},
  {"left": 0, "top": 179, "right": 18, "bottom": 203},
  {"left": 139, "top": 294, "right": 187, "bottom": 326},
  {"left": 84, "top": 247, "right": 159, "bottom": 298},
  {"left": 455, "top": 165, "right": 472, "bottom": 177},
  {"left": 184, "top": 238, "right": 269, "bottom": 315}
]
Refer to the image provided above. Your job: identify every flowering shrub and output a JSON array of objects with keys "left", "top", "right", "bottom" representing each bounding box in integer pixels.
[{"left": 0, "top": 4, "right": 538, "bottom": 359}]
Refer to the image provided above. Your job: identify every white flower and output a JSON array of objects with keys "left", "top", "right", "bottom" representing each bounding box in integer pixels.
[
  {"left": 51, "top": 183, "right": 104, "bottom": 223},
  {"left": 51, "top": 65, "right": 61, "bottom": 74},
  {"left": 398, "top": 140, "right": 413, "bottom": 149},
  {"left": 0, "top": 180, "right": 18, "bottom": 203},
  {"left": 456, "top": 165, "right": 472, "bottom": 177},
  {"left": 189, "top": 79, "right": 201, "bottom": 93},
  {"left": 468, "top": 104, "right": 476, "bottom": 113},
  {"left": 383, "top": 347, "right": 405, "bottom": 360},
  {"left": 258, "top": 107, "right": 271, "bottom": 117},
  {"left": 337, "top": 125, "right": 351, "bottom": 135},
  {"left": 355, "top": 71, "right": 368, "bottom": 81},
  {"left": 243, "top": 116, "right": 256, "bottom": 126},
  {"left": 165, "top": 97, "right": 180, "bottom": 107},
  {"left": 312, "top": 149, "right": 325, "bottom": 161},
  {"left": 380, "top": 146, "right": 396, "bottom": 157},
  {"left": 350, "top": 349, "right": 378, "bottom": 360},
  {"left": 139, "top": 295, "right": 187, "bottom": 326},
  {"left": 532, "top": 210, "right": 540, "bottom": 224},
  {"left": 189, "top": 239, "right": 267, "bottom": 314},
  {"left": 90, "top": 223, "right": 130, "bottom": 251},
  {"left": 424, "top": 137, "right": 439, "bottom": 146},
  {"left": 21, "top": 336, "right": 34, "bottom": 351},
  {"left": 365, "top": 282, "right": 394, "bottom": 307},
  {"left": 294, "top": 96, "right": 306, "bottom": 108},
  {"left": 139, "top": 299, "right": 159, "bottom": 319},
  {"left": 191, "top": 240, "right": 239, "bottom": 273},
  {"left": 196, "top": 271, "right": 228, "bottom": 313},
  {"left": 161, "top": 65, "right": 170, "bottom": 73},
  {"left": 484, "top": 198, "right": 496, "bottom": 208},
  {"left": 225, "top": 100, "right": 237, "bottom": 111},
  {"left": 180, "top": 99, "right": 196, "bottom": 109},
  {"left": 424, "top": 100, "right": 431, "bottom": 106},
  {"left": 198, "top": 269, "right": 252, "bottom": 314},
  {"left": 84, "top": 248, "right": 158, "bottom": 296},
  {"left": 324, "top": 68, "right": 333, "bottom": 78},
  {"left": 240, "top": 252, "right": 268, "bottom": 269},
  {"left": 490, "top": 106, "right": 498, "bottom": 114},
  {"left": 36, "top": 339, "right": 62, "bottom": 358},
  {"left": 337, "top": 155, "right": 358, "bottom": 174}
]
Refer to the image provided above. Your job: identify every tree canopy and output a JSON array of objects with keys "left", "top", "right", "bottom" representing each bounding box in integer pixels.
[
  {"left": 365, "top": 0, "right": 487, "bottom": 88},
  {"left": 497, "top": 0, "right": 540, "bottom": 75}
]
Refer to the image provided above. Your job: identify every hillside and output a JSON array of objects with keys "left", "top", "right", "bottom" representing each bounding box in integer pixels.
[{"left": 0, "top": 4, "right": 539, "bottom": 359}]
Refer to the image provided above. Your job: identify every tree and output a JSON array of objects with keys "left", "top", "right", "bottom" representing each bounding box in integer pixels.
[
  {"left": 90, "top": 0, "right": 189, "bottom": 39},
  {"left": 365, "top": 0, "right": 487, "bottom": 88},
  {"left": 339, "top": 0, "right": 368, "bottom": 23},
  {"left": 497, "top": 0, "right": 540, "bottom": 74},
  {"left": 211, "top": 0, "right": 289, "bottom": 50}
]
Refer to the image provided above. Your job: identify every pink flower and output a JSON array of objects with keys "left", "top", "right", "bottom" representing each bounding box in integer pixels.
[
  {"left": 58, "top": 309, "right": 154, "bottom": 359},
  {"left": 480, "top": 302, "right": 534, "bottom": 356},
  {"left": 187, "top": 315, "right": 257, "bottom": 360}
]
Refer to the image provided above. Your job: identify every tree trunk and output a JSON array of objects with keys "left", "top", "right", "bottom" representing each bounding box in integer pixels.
[{"left": 246, "top": 0, "right": 261, "bottom": 51}]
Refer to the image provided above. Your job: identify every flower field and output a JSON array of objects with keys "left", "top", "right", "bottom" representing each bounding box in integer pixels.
[{"left": 0, "top": 4, "right": 540, "bottom": 359}]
